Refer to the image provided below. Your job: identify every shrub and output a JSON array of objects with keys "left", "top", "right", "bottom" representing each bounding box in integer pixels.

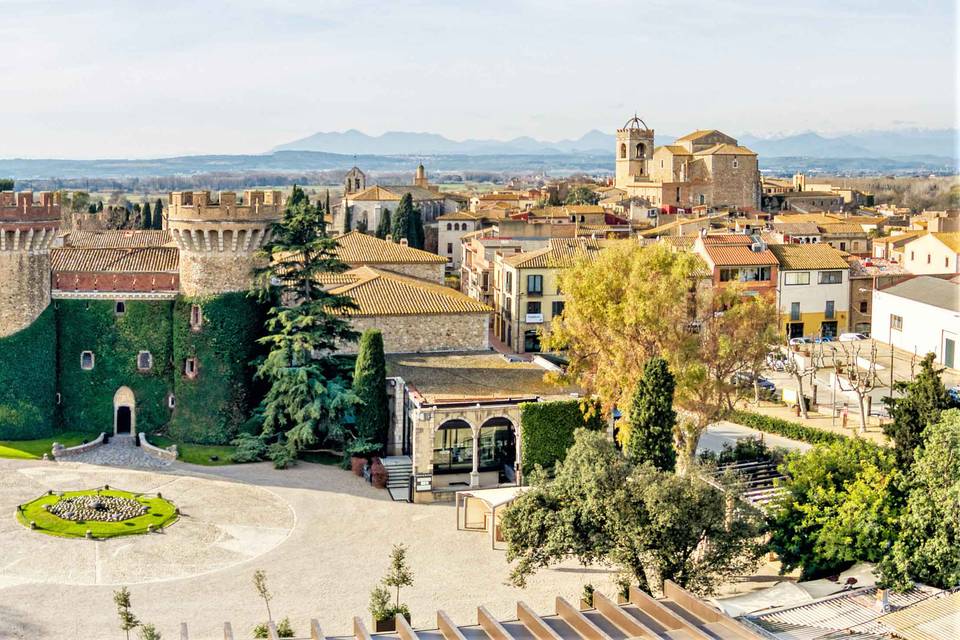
[
  {"left": 230, "top": 433, "right": 267, "bottom": 463},
  {"left": 267, "top": 442, "right": 296, "bottom": 469},
  {"left": 253, "top": 618, "right": 295, "bottom": 639},
  {"left": 581, "top": 583, "right": 594, "bottom": 607},
  {"left": 728, "top": 410, "right": 880, "bottom": 449},
  {"left": 519, "top": 399, "right": 605, "bottom": 475}
]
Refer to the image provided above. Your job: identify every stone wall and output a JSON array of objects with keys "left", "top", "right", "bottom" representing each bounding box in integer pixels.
[
  {"left": 374, "top": 262, "right": 445, "bottom": 284},
  {"left": 704, "top": 154, "right": 759, "bottom": 209},
  {"left": 0, "top": 251, "right": 51, "bottom": 337},
  {"left": 177, "top": 252, "right": 263, "bottom": 296},
  {"left": 340, "top": 312, "right": 489, "bottom": 354}
]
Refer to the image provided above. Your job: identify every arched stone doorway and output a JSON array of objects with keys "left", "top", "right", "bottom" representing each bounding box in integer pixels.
[{"left": 113, "top": 386, "right": 136, "bottom": 436}]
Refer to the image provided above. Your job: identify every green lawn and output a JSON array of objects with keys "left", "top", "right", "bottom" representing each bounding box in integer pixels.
[
  {"left": 148, "top": 436, "right": 238, "bottom": 466},
  {"left": 0, "top": 432, "right": 94, "bottom": 460},
  {"left": 16, "top": 489, "right": 178, "bottom": 539}
]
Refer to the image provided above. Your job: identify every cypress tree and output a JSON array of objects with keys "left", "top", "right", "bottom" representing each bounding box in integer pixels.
[
  {"left": 376, "top": 207, "right": 392, "bottom": 239},
  {"left": 410, "top": 208, "right": 425, "bottom": 249},
  {"left": 141, "top": 202, "right": 152, "bottom": 229},
  {"left": 153, "top": 198, "right": 163, "bottom": 229},
  {"left": 392, "top": 194, "right": 414, "bottom": 243},
  {"left": 626, "top": 356, "right": 677, "bottom": 472},
  {"left": 353, "top": 329, "right": 389, "bottom": 449}
]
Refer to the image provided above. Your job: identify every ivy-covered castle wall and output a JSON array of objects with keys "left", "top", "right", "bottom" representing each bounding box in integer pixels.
[
  {"left": 56, "top": 300, "right": 175, "bottom": 435},
  {"left": 0, "top": 305, "right": 57, "bottom": 439},
  {"left": 168, "top": 293, "right": 263, "bottom": 445}
]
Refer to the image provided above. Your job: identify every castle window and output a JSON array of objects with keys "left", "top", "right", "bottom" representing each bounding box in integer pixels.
[
  {"left": 115, "top": 300, "right": 126, "bottom": 315},
  {"left": 80, "top": 351, "right": 95, "bottom": 370},
  {"left": 620, "top": 143, "right": 626, "bottom": 159},
  {"left": 189, "top": 304, "right": 202, "bottom": 331},
  {"left": 635, "top": 143, "right": 644, "bottom": 158},
  {"left": 184, "top": 358, "right": 198, "bottom": 379},
  {"left": 733, "top": 159, "right": 739, "bottom": 169},
  {"left": 168, "top": 394, "right": 176, "bottom": 409},
  {"left": 137, "top": 351, "right": 153, "bottom": 372},
  {"left": 859, "top": 300, "right": 868, "bottom": 313},
  {"left": 446, "top": 223, "right": 452, "bottom": 230}
]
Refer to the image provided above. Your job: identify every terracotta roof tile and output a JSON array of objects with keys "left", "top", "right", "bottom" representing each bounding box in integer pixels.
[
  {"left": 932, "top": 232, "right": 960, "bottom": 252},
  {"left": 51, "top": 247, "right": 179, "bottom": 273},
  {"left": 768, "top": 244, "right": 851, "bottom": 270},
  {"left": 702, "top": 244, "right": 777, "bottom": 266},
  {"left": 695, "top": 143, "right": 757, "bottom": 156},
  {"left": 65, "top": 230, "right": 172, "bottom": 248},
  {"left": 333, "top": 231, "right": 446, "bottom": 264},
  {"left": 327, "top": 267, "right": 490, "bottom": 317},
  {"left": 502, "top": 237, "right": 609, "bottom": 268}
]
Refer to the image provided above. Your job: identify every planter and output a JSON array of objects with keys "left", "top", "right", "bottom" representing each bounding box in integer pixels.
[
  {"left": 371, "top": 459, "right": 388, "bottom": 489},
  {"left": 350, "top": 456, "right": 368, "bottom": 477},
  {"left": 580, "top": 598, "right": 593, "bottom": 611},
  {"left": 374, "top": 613, "right": 411, "bottom": 633}
]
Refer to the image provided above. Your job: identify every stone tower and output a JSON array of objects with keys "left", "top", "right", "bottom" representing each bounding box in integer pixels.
[
  {"left": 344, "top": 167, "right": 366, "bottom": 195},
  {"left": 414, "top": 162, "right": 428, "bottom": 188},
  {"left": 615, "top": 115, "right": 655, "bottom": 188},
  {"left": 167, "top": 190, "right": 282, "bottom": 297},
  {"left": 0, "top": 191, "right": 59, "bottom": 337}
]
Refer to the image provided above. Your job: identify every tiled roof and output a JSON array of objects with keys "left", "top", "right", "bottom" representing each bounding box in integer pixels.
[
  {"left": 347, "top": 185, "right": 402, "bottom": 201},
  {"left": 637, "top": 214, "right": 720, "bottom": 237},
  {"left": 675, "top": 129, "right": 720, "bottom": 142},
  {"left": 502, "top": 237, "right": 607, "bottom": 269},
  {"left": 932, "top": 232, "right": 960, "bottom": 252},
  {"left": 333, "top": 231, "right": 446, "bottom": 264},
  {"left": 696, "top": 143, "right": 758, "bottom": 156},
  {"left": 769, "top": 244, "right": 851, "bottom": 270},
  {"left": 878, "top": 590, "right": 960, "bottom": 640},
  {"left": 702, "top": 234, "right": 754, "bottom": 245},
  {"left": 819, "top": 223, "right": 867, "bottom": 235},
  {"left": 65, "top": 230, "right": 172, "bottom": 248},
  {"left": 702, "top": 243, "right": 778, "bottom": 266},
  {"left": 771, "top": 222, "right": 822, "bottom": 236},
  {"left": 659, "top": 144, "right": 693, "bottom": 155},
  {"left": 51, "top": 247, "right": 179, "bottom": 273},
  {"left": 437, "top": 211, "right": 480, "bottom": 221},
  {"left": 874, "top": 231, "right": 924, "bottom": 246},
  {"left": 326, "top": 267, "right": 491, "bottom": 317},
  {"left": 878, "top": 275, "right": 960, "bottom": 312},
  {"left": 390, "top": 185, "right": 446, "bottom": 201}
]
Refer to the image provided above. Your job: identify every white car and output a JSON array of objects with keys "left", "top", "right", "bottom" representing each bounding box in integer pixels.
[
  {"left": 789, "top": 337, "right": 812, "bottom": 346},
  {"left": 838, "top": 333, "right": 868, "bottom": 342}
]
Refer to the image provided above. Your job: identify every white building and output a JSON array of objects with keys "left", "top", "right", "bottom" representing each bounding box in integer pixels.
[
  {"left": 437, "top": 211, "right": 482, "bottom": 271},
  {"left": 872, "top": 275, "right": 960, "bottom": 368},
  {"left": 901, "top": 232, "right": 960, "bottom": 274}
]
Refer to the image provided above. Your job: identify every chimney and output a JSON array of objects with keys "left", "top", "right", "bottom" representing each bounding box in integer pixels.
[
  {"left": 874, "top": 589, "right": 890, "bottom": 613},
  {"left": 385, "top": 234, "right": 393, "bottom": 243},
  {"left": 399, "top": 238, "right": 409, "bottom": 246}
]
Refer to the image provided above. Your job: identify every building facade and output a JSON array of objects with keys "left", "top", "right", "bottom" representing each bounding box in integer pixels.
[{"left": 769, "top": 244, "right": 851, "bottom": 339}]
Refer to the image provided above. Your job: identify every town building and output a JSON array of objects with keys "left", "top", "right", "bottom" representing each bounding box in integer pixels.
[
  {"left": 900, "top": 232, "right": 960, "bottom": 274},
  {"left": 437, "top": 211, "right": 483, "bottom": 270},
  {"left": 692, "top": 234, "right": 778, "bottom": 298},
  {"left": 872, "top": 275, "right": 960, "bottom": 368},
  {"left": 333, "top": 230, "right": 447, "bottom": 284},
  {"left": 614, "top": 117, "right": 761, "bottom": 210},
  {"left": 460, "top": 233, "right": 554, "bottom": 308},
  {"left": 846, "top": 256, "right": 910, "bottom": 335},
  {"left": 872, "top": 230, "right": 925, "bottom": 261},
  {"left": 768, "top": 244, "right": 851, "bottom": 339}
]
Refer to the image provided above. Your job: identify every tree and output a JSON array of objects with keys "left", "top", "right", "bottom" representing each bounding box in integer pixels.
[
  {"left": 781, "top": 340, "right": 818, "bottom": 420},
  {"left": 625, "top": 357, "right": 676, "bottom": 472},
  {"left": 502, "top": 429, "right": 763, "bottom": 595},
  {"left": 113, "top": 587, "right": 140, "bottom": 640},
  {"left": 153, "top": 198, "right": 163, "bottom": 229},
  {"left": 255, "top": 185, "right": 360, "bottom": 466},
  {"left": 409, "top": 208, "right": 425, "bottom": 249},
  {"left": 138, "top": 624, "right": 161, "bottom": 640},
  {"left": 253, "top": 569, "right": 273, "bottom": 622},
  {"left": 383, "top": 543, "right": 414, "bottom": 609},
  {"left": 541, "top": 242, "right": 777, "bottom": 474},
  {"left": 880, "top": 409, "right": 960, "bottom": 590},
  {"left": 564, "top": 186, "right": 600, "bottom": 206},
  {"left": 0, "top": 178, "right": 13, "bottom": 191},
  {"left": 883, "top": 353, "right": 954, "bottom": 469},
  {"left": 353, "top": 329, "right": 389, "bottom": 450},
  {"left": 376, "top": 207, "right": 392, "bottom": 239},
  {"left": 391, "top": 193, "right": 424, "bottom": 248},
  {"left": 830, "top": 342, "right": 883, "bottom": 434},
  {"left": 765, "top": 439, "right": 899, "bottom": 580},
  {"left": 141, "top": 202, "right": 152, "bottom": 230}
]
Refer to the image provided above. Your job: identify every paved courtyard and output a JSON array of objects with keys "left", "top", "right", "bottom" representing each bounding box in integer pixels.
[{"left": 0, "top": 457, "right": 609, "bottom": 640}]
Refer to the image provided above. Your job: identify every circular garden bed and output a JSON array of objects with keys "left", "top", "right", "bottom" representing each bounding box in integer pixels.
[{"left": 16, "top": 487, "right": 178, "bottom": 539}]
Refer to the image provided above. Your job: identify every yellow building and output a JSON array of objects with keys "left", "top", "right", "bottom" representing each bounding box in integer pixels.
[{"left": 768, "top": 244, "right": 851, "bottom": 339}]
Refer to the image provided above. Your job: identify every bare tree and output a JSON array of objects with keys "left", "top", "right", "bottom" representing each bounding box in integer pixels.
[
  {"left": 782, "top": 340, "right": 819, "bottom": 419},
  {"left": 830, "top": 342, "right": 882, "bottom": 434}
]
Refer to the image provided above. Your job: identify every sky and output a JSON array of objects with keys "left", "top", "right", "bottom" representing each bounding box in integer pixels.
[{"left": 0, "top": 0, "right": 956, "bottom": 159}]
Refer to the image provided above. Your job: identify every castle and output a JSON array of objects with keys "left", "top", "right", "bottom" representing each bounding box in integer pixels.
[
  {"left": 0, "top": 190, "right": 279, "bottom": 444},
  {"left": 613, "top": 116, "right": 761, "bottom": 210}
]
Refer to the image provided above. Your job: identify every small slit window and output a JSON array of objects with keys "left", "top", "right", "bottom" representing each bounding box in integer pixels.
[
  {"left": 115, "top": 300, "right": 126, "bottom": 315},
  {"left": 189, "top": 304, "right": 202, "bottom": 330},
  {"left": 184, "top": 358, "right": 198, "bottom": 378},
  {"left": 80, "top": 351, "right": 95, "bottom": 370},
  {"left": 137, "top": 351, "right": 153, "bottom": 372},
  {"left": 168, "top": 394, "right": 176, "bottom": 409}
]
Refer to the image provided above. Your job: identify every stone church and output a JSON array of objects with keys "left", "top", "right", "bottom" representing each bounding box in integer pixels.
[{"left": 613, "top": 115, "right": 761, "bottom": 211}]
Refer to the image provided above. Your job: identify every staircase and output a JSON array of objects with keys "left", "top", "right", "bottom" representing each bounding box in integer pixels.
[{"left": 381, "top": 456, "right": 412, "bottom": 502}]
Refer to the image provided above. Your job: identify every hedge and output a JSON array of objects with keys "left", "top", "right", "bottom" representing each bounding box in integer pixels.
[
  {"left": 57, "top": 300, "right": 174, "bottom": 435},
  {"left": 728, "top": 410, "right": 884, "bottom": 450},
  {"left": 0, "top": 306, "right": 57, "bottom": 439},
  {"left": 168, "top": 293, "right": 263, "bottom": 444},
  {"left": 519, "top": 399, "right": 606, "bottom": 475}
]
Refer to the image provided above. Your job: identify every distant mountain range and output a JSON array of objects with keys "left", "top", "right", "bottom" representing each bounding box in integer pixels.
[{"left": 275, "top": 128, "right": 958, "bottom": 160}]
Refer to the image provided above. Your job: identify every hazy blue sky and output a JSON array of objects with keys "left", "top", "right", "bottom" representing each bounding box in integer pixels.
[{"left": 0, "top": 0, "right": 955, "bottom": 158}]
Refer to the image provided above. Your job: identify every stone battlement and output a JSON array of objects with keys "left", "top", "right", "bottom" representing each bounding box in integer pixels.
[
  {"left": 167, "top": 190, "right": 284, "bottom": 222},
  {"left": 0, "top": 191, "right": 62, "bottom": 222}
]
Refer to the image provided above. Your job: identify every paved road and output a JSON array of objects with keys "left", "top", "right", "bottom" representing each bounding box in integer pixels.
[{"left": 697, "top": 420, "right": 811, "bottom": 455}]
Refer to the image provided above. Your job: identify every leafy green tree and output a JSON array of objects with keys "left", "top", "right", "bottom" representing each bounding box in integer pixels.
[
  {"left": 883, "top": 353, "right": 954, "bottom": 469},
  {"left": 564, "top": 186, "right": 601, "bottom": 206},
  {"left": 766, "top": 439, "right": 899, "bottom": 580},
  {"left": 502, "top": 429, "right": 763, "bottom": 595},
  {"left": 113, "top": 587, "right": 140, "bottom": 640},
  {"left": 353, "top": 329, "right": 389, "bottom": 450},
  {"left": 138, "top": 624, "right": 161, "bottom": 640},
  {"left": 97, "top": 200, "right": 104, "bottom": 213},
  {"left": 0, "top": 178, "right": 13, "bottom": 191},
  {"left": 253, "top": 568, "right": 273, "bottom": 622},
  {"left": 141, "top": 202, "right": 152, "bottom": 229},
  {"left": 383, "top": 543, "right": 414, "bottom": 609},
  {"left": 376, "top": 208, "right": 391, "bottom": 239},
  {"left": 880, "top": 409, "right": 960, "bottom": 590},
  {"left": 625, "top": 357, "right": 677, "bottom": 471},
  {"left": 255, "top": 185, "right": 359, "bottom": 466},
  {"left": 153, "top": 198, "right": 163, "bottom": 229}
]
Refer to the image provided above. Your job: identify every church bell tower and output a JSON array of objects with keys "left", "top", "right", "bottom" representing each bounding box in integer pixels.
[{"left": 615, "top": 114, "right": 655, "bottom": 188}]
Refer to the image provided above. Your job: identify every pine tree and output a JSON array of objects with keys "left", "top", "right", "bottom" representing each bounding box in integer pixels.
[
  {"left": 392, "top": 194, "right": 413, "bottom": 243},
  {"left": 882, "top": 353, "right": 954, "bottom": 469},
  {"left": 152, "top": 198, "right": 163, "bottom": 229},
  {"left": 376, "top": 207, "right": 392, "bottom": 239},
  {"left": 255, "top": 185, "right": 360, "bottom": 467},
  {"left": 353, "top": 329, "right": 389, "bottom": 449},
  {"left": 626, "top": 356, "right": 677, "bottom": 472},
  {"left": 141, "top": 202, "right": 152, "bottom": 229}
]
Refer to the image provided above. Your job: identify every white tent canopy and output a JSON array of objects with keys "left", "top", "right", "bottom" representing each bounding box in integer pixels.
[{"left": 455, "top": 486, "right": 530, "bottom": 549}]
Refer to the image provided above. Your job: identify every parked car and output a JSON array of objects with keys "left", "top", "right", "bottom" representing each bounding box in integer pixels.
[
  {"left": 839, "top": 333, "right": 869, "bottom": 342},
  {"left": 814, "top": 336, "right": 834, "bottom": 343},
  {"left": 731, "top": 372, "right": 776, "bottom": 396},
  {"left": 948, "top": 386, "right": 960, "bottom": 405},
  {"left": 789, "top": 337, "right": 812, "bottom": 346}
]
